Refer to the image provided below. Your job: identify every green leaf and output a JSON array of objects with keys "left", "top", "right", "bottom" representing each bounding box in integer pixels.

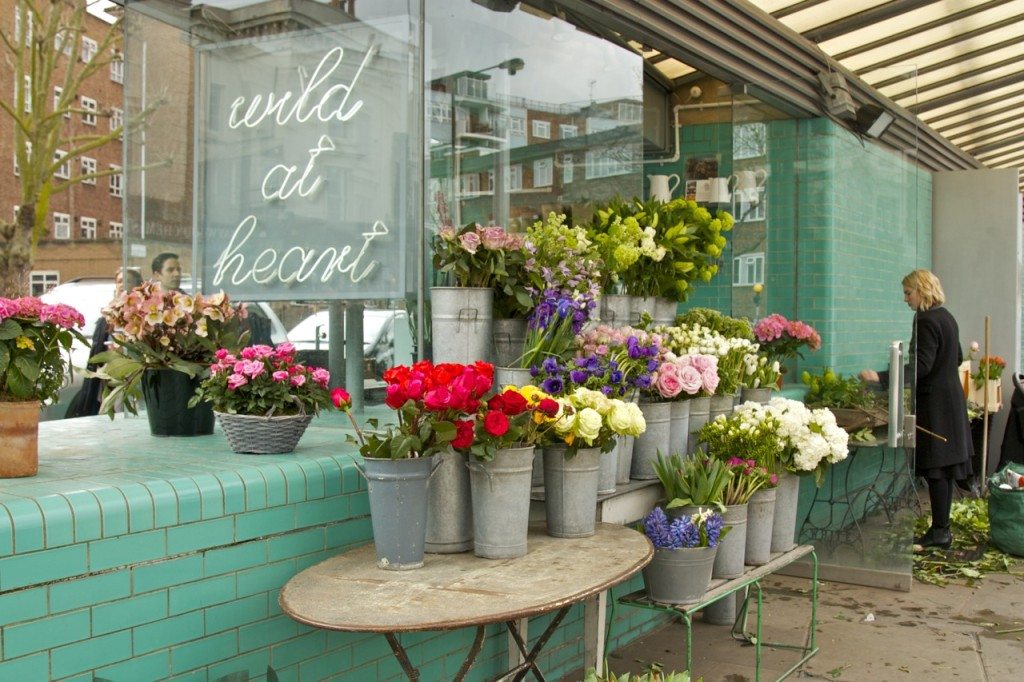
[
  {"left": 0, "top": 343, "right": 9, "bottom": 374},
  {"left": 0, "top": 318, "right": 22, "bottom": 340},
  {"left": 433, "top": 420, "right": 457, "bottom": 443},
  {"left": 5, "top": 364, "right": 33, "bottom": 398},
  {"left": 13, "top": 355, "right": 40, "bottom": 381}
]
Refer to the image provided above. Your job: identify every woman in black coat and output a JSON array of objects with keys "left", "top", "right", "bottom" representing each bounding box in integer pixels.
[{"left": 861, "top": 269, "right": 972, "bottom": 548}]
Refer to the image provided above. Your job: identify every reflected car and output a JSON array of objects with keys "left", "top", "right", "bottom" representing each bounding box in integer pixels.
[
  {"left": 288, "top": 309, "right": 407, "bottom": 378},
  {"left": 41, "top": 277, "right": 288, "bottom": 420}
]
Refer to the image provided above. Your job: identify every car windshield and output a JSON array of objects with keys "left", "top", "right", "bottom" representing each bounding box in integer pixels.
[
  {"left": 288, "top": 310, "right": 396, "bottom": 351},
  {"left": 40, "top": 280, "right": 115, "bottom": 338}
]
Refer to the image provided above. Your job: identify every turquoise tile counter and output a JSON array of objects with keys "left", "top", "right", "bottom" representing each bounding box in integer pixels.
[{"left": 0, "top": 417, "right": 662, "bottom": 681}]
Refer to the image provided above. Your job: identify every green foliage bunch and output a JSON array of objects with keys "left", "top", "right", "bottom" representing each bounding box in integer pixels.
[
  {"left": 675, "top": 307, "right": 753, "bottom": 341},
  {"left": 653, "top": 451, "right": 731, "bottom": 511},
  {"left": 801, "top": 368, "right": 877, "bottom": 409}
]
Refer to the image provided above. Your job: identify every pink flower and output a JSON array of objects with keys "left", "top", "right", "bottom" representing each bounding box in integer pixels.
[
  {"left": 459, "top": 231, "right": 481, "bottom": 254},
  {"left": 240, "top": 347, "right": 258, "bottom": 360},
  {"left": 227, "top": 373, "right": 248, "bottom": 389},
  {"left": 677, "top": 365, "right": 702, "bottom": 395},
  {"left": 690, "top": 354, "right": 717, "bottom": 373},
  {"left": 479, "top": 226, "right": 508, "bottom": 250},
  {"left": 312, "top": 367, "right": 330, "bottom": 387},
  {"left": 654, "top": 362, "right": 683, "bottom": 399},
  {"left": 272, "top": 370, "right": 289, "bottom": 382},
  {"left": 754, "top": 313, "right": 787, "bottom": 342},
  {"left": 290, "top": 374, "right": 306, "bottom": 387},
  {"left": 242, "top": 360, "right": 265, "bottom": 378},
  {"left": 273, "top": 342, "right": 296, "bottom": 358},
  {"left": 215, "top": 348, "right": 230, "bottom": 360},
  {"left": 701, "top": 367, "right": 720, "bottom": 394}
]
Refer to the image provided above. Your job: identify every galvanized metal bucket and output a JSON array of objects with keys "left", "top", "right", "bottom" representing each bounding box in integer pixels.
[
  {"left": 708, "top": 393, "right": 735, "bottom": 424},
  {"left": 425, "top": 450, "right": 473, "bottom": 554},
  {"left": 686, "top": 396, "right": 712, "bottom": 455},
  {"left": 653, "top": 297, "right": 678, "bottom": 325},
  {"left": 492, "top": 318, "right": 528, "bottom": 368},
  {"left": 468, "top": 445, "right": 535, "bottom": 559},
  {"left": 631, "top": 295, "right": 657, "bottom": 325},
  {"left": 745, "top": 486, "right": 777, "bottom": 566},
  {"left": 599, "top": 446, "right": 617, "bottom": 494},
  {"left": 615, "top": 434, "right": 635, "bottom": 485},
  {"left": 741, "top": 387, "right": 773, "bottom": 405},
  {"left": 543, "top": 445, "right": 601, "bottom": 538},
  {"left": 430, "top": 287, "right": 493, "bottom": 364},
  {"left": 360, "top": 455, "right": 439, "bottom": 570},
  {"left": 642, "top": 545, "right": 717, "bottom": 604},
  {"left": 713, "top": 503, "right": 748, "bottom": 579},
  {"left": 771, "top": 472, "right": 800, "bottom": 553},
  {"left": 494, "top": 366, "right": 533, "bottom": 389},
  {"left": 669, "top": 399, "right": 691, "bottom": 457},
  {"left": 599, "top": 294, "right": 631, "bottom": 326},
  {"left": 632, "top": 401, "right": 672, "bottom": 480}
]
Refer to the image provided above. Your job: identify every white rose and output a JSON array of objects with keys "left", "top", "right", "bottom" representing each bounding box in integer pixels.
[
  {"left": 575, "top": 408, "right": 603, "bottom": 444},
  {"left": 609, "top": 401, "right": 646, "bottom": 436}
]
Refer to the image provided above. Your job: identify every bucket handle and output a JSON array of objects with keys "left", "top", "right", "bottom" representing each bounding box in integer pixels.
[
  {"left": 465, "top": 458, "right": 497, "bottom": 492},
  {"left": 458, "top": 307, "right": 479, "bottom": 322}
]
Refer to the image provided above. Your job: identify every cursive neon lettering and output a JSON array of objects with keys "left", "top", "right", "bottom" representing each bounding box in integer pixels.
[{"left": 261, "top": 135, "right": 334, "bottom": 201}]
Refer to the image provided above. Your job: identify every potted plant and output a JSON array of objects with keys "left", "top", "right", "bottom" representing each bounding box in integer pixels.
[
  {"left": 653, "top": 452, "right": 731, "bottom": 515},
  {"left": 92, "top": 281, "right": 247, "bottom": 436},
  {"left": 431, "top": 221, "right": 526, "bottom": 365},
  {"left": 466, "top": 384, "right": 561, "bottom": 558},
  {"left": 971, "top": 354, "right": 1006, "bottom": 411},
  {"left": 698, "top": 403, "right": 783, "bottom": 565},
  {"left": 543, "top": 387, "right": 646, "bottom": 538},
  {"left": 752, "top": 313, "right": 821, "bottom": 383},
  {"left": 189, "top": 342, "right": 333, "bottom": 454},
  {"left": 335, "top": 360, "right": 492, "bottom": 569},
  {"left": 0, "top": 296, "right": 86, "bottom": 477},
  {"left": 800, "top": 368, "right": 883, "bottom": 431},
  {"left": 640, "top": 505, "right": 728, "bottom": 604}
]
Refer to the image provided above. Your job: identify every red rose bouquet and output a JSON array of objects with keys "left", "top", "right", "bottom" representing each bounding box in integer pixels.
[
  {"left": 333, "top": 360, "right": 493, "bottom": 460},
  {"left": 469, "top": 384, "right": 562, "bottom": 461}
]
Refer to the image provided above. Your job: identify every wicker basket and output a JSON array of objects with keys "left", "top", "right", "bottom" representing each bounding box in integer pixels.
[{"left": 215, "top": 411, "right": 313, "bottom": 454}]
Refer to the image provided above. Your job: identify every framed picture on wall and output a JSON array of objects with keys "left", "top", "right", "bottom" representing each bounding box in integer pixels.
[{"left": 684, "top": 179, "right": 698, "bottom": 201}]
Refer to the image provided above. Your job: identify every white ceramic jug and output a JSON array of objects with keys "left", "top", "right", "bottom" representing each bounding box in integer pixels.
[{"left": 648, "top": 174, "right": 680, "bottom": 203}]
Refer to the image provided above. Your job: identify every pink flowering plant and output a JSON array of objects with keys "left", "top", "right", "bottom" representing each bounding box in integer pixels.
[
  {"left": 190, "top": 343, "right": 333, "bottom": 416},
  {"left": 720, "top": 457, "right": 777, "bottom": 505},
  {"left": 651, "top": 353, "right": 718, "bottom": 400},
  {"left": 753, "top": 313, "right": 821, "bottom": 365},
  {"left": 92, "top": 281, "right": 248, "bottom": 416},
  {"left": 0, "top": 296, "right": 87, "bottom": 403}
]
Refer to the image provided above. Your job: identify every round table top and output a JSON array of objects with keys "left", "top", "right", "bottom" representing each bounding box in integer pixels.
[{"left": 279, "top": 523, "right": 653, "bottom": 633}]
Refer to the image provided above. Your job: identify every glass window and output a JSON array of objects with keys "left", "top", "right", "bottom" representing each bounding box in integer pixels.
[
  {"left": 561, "top": 153, "right": 574, "bottom": 184},
  {"left": 109, "top": 165, "right": 123, "bottom": 197},
  {"left": 460, "top": 173, "right": 480, "bottom": 194},
  {"left": 81, "top": 37, "right": 98, "bottom": 63},
  {"left": 110, "top": 56, "right": 124, "bottom": 84},
  {"left": 80, "top": 216, "right": 97, "bottom": 239},
  {"left": 732, "top": 252, "right": 764, "bottom": 286},
  {"left": 507, "top": 164, "right": 523, "bottom": 191},
  {"left": 509, "top": 116, "right": 526, "bottom": 135},
  {"left": 54, "top": 29, "right": 72, "bottom": 56},
  {"left": 30, "top": 271, "right": 59, "bottom": 296},
  {"left": 109, "top": 221, "right": 123, "bottom": 239},
  {"left": 533, "top": 158, "right": 553, "bottom": 187},
  {"left": 559, "top": 124, "right": 577, "bottom": 138},
  {"left": 531, "top": 119, "right": 550, "bottom": 139},
  {"left": 81, "top": 157, "right": 97, "bottom": 183},
  {"left": 53, "top": 213, "right": 70, "bottom": 240},
  {"left": 81, "top": 96, "right": 97, "bottom": 126},
  {"left": 618, "top": 102, "right": 642, "bottom": 122},
  {"left": 54, "top": 150, "right": 69, "bottom": 179},
  {"left": 111, "top": 107, "right": 123, "bottom": 138}
]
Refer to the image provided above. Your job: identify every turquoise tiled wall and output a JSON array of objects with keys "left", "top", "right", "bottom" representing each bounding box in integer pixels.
[{"left": 0, "top": 419, "right": 660, "bottom": 681}]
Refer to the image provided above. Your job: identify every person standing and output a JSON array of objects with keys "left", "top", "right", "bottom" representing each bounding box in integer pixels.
[{"left": 860, "top": 269, "right": 972, "bottom": 549}]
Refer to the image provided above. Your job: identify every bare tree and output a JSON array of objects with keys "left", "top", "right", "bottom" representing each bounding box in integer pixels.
[{"left": 0, "top": 0, "right": 126, "bottom": 296}]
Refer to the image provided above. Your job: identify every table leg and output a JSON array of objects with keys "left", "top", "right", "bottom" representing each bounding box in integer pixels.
[
  {"left": 454, "top": 626, "right": 487, "bottom": 681},
  {"left": 506, "top": 605, "right": 571, "bottom": 682},
  {"left": 385, "top": 632, "right": 419, "bottom": 681}
]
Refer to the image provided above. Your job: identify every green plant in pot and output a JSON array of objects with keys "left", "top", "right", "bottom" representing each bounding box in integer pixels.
[
  {"left": 653, "top": 451, "right": 731, "bottom": 512},
  {"left": 583, "top": 663, "right": 697, "bottom": 681}
]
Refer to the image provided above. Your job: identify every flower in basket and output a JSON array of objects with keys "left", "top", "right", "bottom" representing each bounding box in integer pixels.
[
  {"left": 336, "top": 360, "right": 493, "bottom": 460},
  {"left": 432, "top": 222, "right": 532, "bottom": 318},
  {"left": 91, "top": 281, "right": 248, "bottom": 415},
  {"left": 720, "top": 457, "right": 777, "bottom": 505},
  {"left": 0, "top": 296, "right": 87, "bottom": 404},
  {"left": 973, "top": 355, "right": 1006, "bottom": 388},
  {"left": 467, "top": 384, "right": 562, "bottom": 461},
  {"left": 765, "top": 397, "right": 849, "bottom": 485},
  {"left": 191, "top": 343, "right": 332, "bottom": 416},
  {"left": 752, "top": 313, "right": 821, "bottom": 365},
  {"left": 642, "top": 505, "right": 727, "bottom": 549},
  {"left": 548, "top": 387, "right": 646, "bottom": 455},
  {"left": 653, "top": 452, "right": 732, "bottom": 511}
]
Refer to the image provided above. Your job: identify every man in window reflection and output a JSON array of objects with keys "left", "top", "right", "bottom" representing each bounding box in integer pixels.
[{"left": 152, "top": 252, "right": 183, "bottom": 291}]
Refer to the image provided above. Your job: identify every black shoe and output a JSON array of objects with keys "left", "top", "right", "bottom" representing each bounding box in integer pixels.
[{"left": 914, "top": 527, "right": 952, "bottom": 550}]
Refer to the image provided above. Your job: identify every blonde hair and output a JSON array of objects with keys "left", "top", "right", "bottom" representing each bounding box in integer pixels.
[{"left": 902, "top": 269, "right": 945, "bottom": 310}]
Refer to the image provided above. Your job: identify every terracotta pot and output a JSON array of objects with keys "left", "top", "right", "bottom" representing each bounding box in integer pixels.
[{"left": 0, "top": 401, "right": 40, "bottom": 478}]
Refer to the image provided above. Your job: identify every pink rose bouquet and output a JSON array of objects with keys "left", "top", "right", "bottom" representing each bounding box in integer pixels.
[
  {"left": 432, "top": 222, "right": 531, "bottom": 318},
  {"left": 191, "top": 342, "right": 333, "bottom": 416}
]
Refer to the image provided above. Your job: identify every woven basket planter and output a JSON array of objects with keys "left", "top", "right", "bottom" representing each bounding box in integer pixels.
[{"left": 215, "top": 412, "right": 313, "bottom": 454}]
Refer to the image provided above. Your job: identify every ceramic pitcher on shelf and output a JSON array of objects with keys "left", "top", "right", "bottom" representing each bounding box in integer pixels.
[
  {"left": 728, "top": 169, "right": 767, "bottom": 202},
  {"left": 648, "top": 174, "right": 680, "bottom": 203}
]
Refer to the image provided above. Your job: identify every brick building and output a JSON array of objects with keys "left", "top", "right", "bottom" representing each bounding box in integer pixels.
[{"left": 0, "top": 0, "right": 124, "bottom": 293}]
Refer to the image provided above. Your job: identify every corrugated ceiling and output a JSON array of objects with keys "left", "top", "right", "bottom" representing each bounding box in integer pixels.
[{"left": 749, "top": 0, "right": 1024, "bottom": 191}]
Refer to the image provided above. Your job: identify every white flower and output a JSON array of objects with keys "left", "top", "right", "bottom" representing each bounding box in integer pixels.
[{"left": 575, "top": 407, "right": 603, "bottom": 444}]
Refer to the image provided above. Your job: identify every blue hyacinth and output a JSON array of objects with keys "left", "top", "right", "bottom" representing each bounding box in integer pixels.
[{"left": 642, "top": 507, "right": 725, "bottom": 549}]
